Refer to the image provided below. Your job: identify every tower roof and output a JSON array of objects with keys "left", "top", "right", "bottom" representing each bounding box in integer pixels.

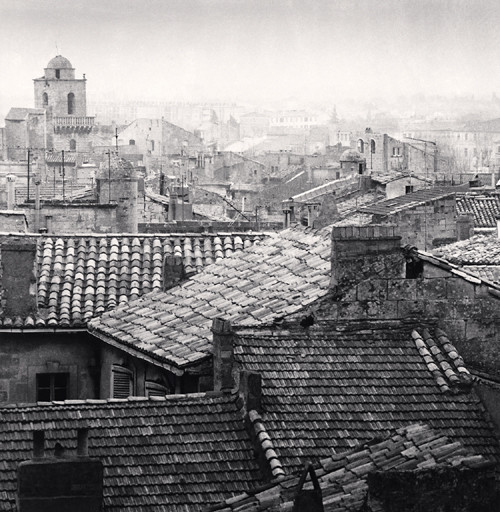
[{"left": 46, "top": 55, "right": 73, "bottom": 69}]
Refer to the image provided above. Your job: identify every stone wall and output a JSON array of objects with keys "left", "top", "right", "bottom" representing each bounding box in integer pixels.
[
  {"left": 314, "top": 226, "right": 500, "bottom": 378},
  {"left": 366, "top": 465, "right": 497, "bottom": 512},
  {"left": 0, "top": 332, "right": 100, "bottom": 404},
  {"left": 34, "top": 79, "right": 87, "bottom": 117},
  {"left": 373, "top": 195, "right": 458, "bottom": 249},
  {"left": 22, "top": 202, "right": 117, "bottom": 234}
]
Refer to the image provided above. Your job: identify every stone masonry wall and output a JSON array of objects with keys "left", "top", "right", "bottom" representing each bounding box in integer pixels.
[
  {"left": 23, "top": 203, "right": 117, "bottom": 234},
  {"left": 373, "top": 196, "right": 458, "bottom": 250},
  {"left": 315, "top": 226, "right": 500, "bottom": 379}
]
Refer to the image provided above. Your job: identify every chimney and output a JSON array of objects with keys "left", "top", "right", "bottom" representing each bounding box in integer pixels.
[
  {"left": 331, "top": 225, "right": 403, "bottom": 298},
  {"left": 1, "top": 237, "right": 38, "bottom": 317},
  {"left": 6, "top": 174, "right": 16, "bottom": 210},
  {"left": 18, "top": 429, "right": 103, "bottom": 512},
  {"left": 239, "top": 370, "right": 262, "bottom": 413},
  {"left": 33, "top": 430, "right": 45, "bottom": 459},
  {"left": 162, "top": 255, "right": 187, "bottom": 291},
  {"left": 212, "top": 318, "right": 234, "bottom": 392},
  {"left": 77, "top": 428, "right": 89, "bottom": 457},
  {"left": 312, "top": 192, "right": 339, "bottom": 229},
  {"left": 456, "top": 214, "right": 474, "bottom": 241}
]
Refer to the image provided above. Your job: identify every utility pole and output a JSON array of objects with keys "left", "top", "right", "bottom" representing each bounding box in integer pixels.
[
  {"left": 62, "top": 150, "right": 65, "bottom": 201},
  {"left": 115, "top": 128, "right": 119, "bottom": 154},
  {"left": 107, "top": 150, "right": 112, "bottom": 203},
  {"left": 27, "top": 149, "right": 31, "bottom": 202}
]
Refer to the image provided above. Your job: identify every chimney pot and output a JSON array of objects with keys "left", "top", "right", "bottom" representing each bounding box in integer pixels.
[
  {"left": 77, "top": 428, "right": 89, "bottom": 457},
  {"left": 33, "top": 430, "right": 45, "bottom": 459}
]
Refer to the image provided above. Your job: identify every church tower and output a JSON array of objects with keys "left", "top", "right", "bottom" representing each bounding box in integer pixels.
[{"left": 33, "top": 55, "right": 87, "bottom": 117}]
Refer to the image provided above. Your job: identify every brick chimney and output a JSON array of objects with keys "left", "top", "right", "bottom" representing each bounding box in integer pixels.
[
  {"left": 331, "top": 225, "right": 404, "bottom": 299},
  {"left": 18, "top": 428, "right": 103, "bottom": 512},
  {"left": 212, "top": 318, "right": 234, "bottom": 392},
  {"left": 1, "top": 237, "right": 38, "bottom": 317}
]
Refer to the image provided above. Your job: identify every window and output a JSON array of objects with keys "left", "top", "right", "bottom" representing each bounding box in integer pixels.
[
  {"left": 129, "top": 139, "right": 135, "bottom": 146},
  {"left": 405, "top": 185, "right": 414, "bottom": 194},
  {"left": 67, "top": 93, "right": 75, "bottom": 115},
  {"left": 151, "top": 140, "right": 155, "bottom": 151},
  {"left": 145, "top": 381, "right": 170, "bottom": 397},
  {"left": 55, "top": 69, "right": 60, "bottom": 79},
  {"left": 464, "top": 148, "right": 468, "bottom": 157},
  {"left": 357, "top": 139, "right": 365, "bottom": 153},
  {"left": 111, "top": 365, "right": 133, "bottom": 398},
  {"left": 42, "top": 93, "right": 48, "bottom": 106},
  {"left": 370, "top": 139, "right": 376, "bottom": 154},
  {"left": 358, "top": 163, "right": 364, "bottom": 174},
  {"left": 406, "top": 259, "right": 424, "bottom": 279},
  {"left": 36, "top": 373, "right": 69, "bottom": 401},
  {"left": 69, "top": 139, "right": 76, "bottom": 150}
]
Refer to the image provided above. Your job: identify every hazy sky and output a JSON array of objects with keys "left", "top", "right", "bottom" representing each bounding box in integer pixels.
[{"left": 1, "top": 0, "right": 500, "bottom": 118}]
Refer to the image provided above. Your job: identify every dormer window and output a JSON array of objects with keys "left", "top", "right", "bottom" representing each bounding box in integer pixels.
[{"left": 55, "top": 69, "right": 60, "bottom": 79}]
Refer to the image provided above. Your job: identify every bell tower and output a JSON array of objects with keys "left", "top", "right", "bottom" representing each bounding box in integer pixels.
[{"left": 33, "top": 55, "right": 87, "bottom": 117}]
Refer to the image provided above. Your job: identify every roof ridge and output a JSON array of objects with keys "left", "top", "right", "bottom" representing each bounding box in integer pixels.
[
  {"left": 412, "top": 329, "right": 472, "bottom": 394},
  {"left": 0, "top": 390, "right": 235, "bottom": 411},
  {"left": 248, "top": 410, "right": 286, "bottom": 481}
]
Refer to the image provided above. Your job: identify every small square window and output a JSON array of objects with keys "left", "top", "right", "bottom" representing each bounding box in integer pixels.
[{"left": 36, "top": 373, "right": 69, "bottom": 402}]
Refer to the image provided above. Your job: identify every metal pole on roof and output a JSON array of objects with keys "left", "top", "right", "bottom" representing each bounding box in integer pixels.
[
  {"left": 107, "top": 150, "right": 111, "bottom": 204},
  {"left": 62, "top": 150, "right": 65, "bottom": 201},
  {"left": 27, "top": 148, "right": 31, "bottom": 202}
]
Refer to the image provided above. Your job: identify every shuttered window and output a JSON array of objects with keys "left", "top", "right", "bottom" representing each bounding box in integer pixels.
[
  {"left": 112, "top": 365, "right": 133, "bottom": 398},
  {"left": 145, "top": 381, "right": 169, "bottom": 398}
]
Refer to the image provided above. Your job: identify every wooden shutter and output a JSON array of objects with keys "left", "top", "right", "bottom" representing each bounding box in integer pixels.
[{"left": 112, "top": 366, "right": 133, "bottom": 398}]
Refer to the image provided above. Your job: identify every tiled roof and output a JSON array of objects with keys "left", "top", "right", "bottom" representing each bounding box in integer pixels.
[
  {"left": 232, "top": 322, "right": 499, "bottom": 473},
  {"left": 371, "top": 172, "right": 429, "bottom": 185},
  {"left": 45, "top": 152, "right": 78, "bottom": 164},
  {"left": 456, "top": 194, "right": 500, "bottom": 228},
  {"left": 0, "top": 392, "right": 264, "bottom": 512},
  {"left": 89, "top": 226, "right": 332, "bottom": 370},
  {"left": 359, "top": 187, "right": 456, "bottom": 216},
  {"left": 462, "top": 265, "right": 500, "bottom": 284},
  {"left": 291, "top": 177, "right": 355, "bottom": 203},
  {"left": 0, "top": 232, "right": 267, "bottom": 329},
  {"left": 432, "top": 234, "right": 500, "bottom": 265},
  {"left": 5, "top": 107, "right": 45, "bottom": 121},
  {"left": 209, "top": 424, "right": 493, "bottom": 512}
]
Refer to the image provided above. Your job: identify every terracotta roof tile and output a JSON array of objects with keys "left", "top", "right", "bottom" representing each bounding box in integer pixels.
[
  {"left": 456, "top": 194, "right": 500, "bottom": 228},
  {"left": 89, "top": 226, "right": 331, "bottom": 370},
  {"left": 209, "top": 423, "right": 494, "bottom": 512},
  {"left": 0, "top": 232, "right": 267, "bottom": 329},
  {"left": 0, "top": 393, "right": 264, "bottom": 512},
  {"left": 232, "top": 322, "right": 499, "bottom": 473}
]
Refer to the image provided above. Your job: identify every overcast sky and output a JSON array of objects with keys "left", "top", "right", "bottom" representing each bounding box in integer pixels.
[{"left": 1, "top": 0, "right": 500, "bottom": 118}]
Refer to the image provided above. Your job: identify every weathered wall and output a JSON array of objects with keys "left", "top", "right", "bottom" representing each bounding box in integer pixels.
[
  {"left": 374, "top": 196, "right": 458, "bottom": 249},
  {"left": 315, "top": 226, "right": 500, "bottom": 379},
  {"left": 34, "top": 79, "right": 87, "bottom": 116},
  {"left": 367, "top": 466, "right": 497, "bottom": 512},
  {"left": 22, "top": 202, "right": 117, "bottom": 234},
  {"left": 0, "top": 332, "right": 100, "bottom": 404}
]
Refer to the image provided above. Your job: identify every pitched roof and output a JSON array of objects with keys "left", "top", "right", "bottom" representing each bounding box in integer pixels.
[
  {"left": 290, "top": 176, "right": 356, "bottom": 203},
  {"left": 5, "top": 107, "right": 45, "bottom": 121},
  {"left": 370, "top": 172, "right": 430, "bottom": 185},
  {"left": 456, "top": 194, "right": 500, "bottom": 228},
  {"left": 209, "top": 424, "right": 493, "bottom": 512},
  {"left": 232, "top": 322, "right": 499, "bottom": 473},
  {"left": 432, "top": 234, "right": 500, "bottom": 265},
  {"left": 0, "top": 232, "right": 267, "bottom": 329},
  {"left": 359, "top": 187, "right": 457, "bottom": 216},
  {"left": 89, "top": 226, "right": 332, "bottom": 370},
  {"left": 0, "top": 392, "right": 264, "bottom": 512}
]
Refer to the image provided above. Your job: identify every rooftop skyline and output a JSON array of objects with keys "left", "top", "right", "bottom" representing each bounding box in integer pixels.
[{"left": 1, "top": 0, "right": 500, "bottom": 120}]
